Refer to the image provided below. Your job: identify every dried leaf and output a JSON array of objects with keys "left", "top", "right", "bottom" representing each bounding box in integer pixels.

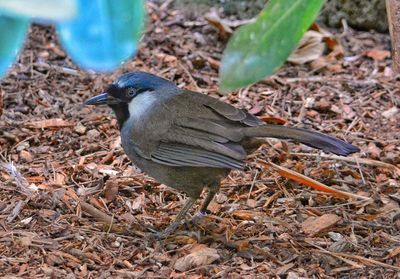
[
  {"left": 52, "top": 173, "right": 66, "bottom": 185},
  {"left": 367, "top": 142, "right": 381, "bottom": 159},
  {"left": 366, "top": 49, "right": 391, "bottom": 61},
  {"left": 288, "top": 30, "right": 325, "bottom": 64},
  {"left": 205, "top": 10, "right": 232, "bottom": 41},
  {"left": 129, "top": 194, "right": 144, "bottom": 211},
  {"left": 233, "top": 210, "right": 264, "bottom": 220},
  {"left": 174, "top": 244, "right": 220, "bottom": 272},
  {"left": 19, "top": 150, "right": 33, "bottom": 162},
  {"left": 104, "top": 180, "right": 119, "bottom": 202},
  {"left": 98, "top": 165, "right": 119, "bottom": 176}
]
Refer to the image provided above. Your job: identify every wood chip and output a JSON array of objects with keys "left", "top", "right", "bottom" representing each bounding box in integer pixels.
[
  {"left": 26, "top": 118, "right": 74, "bottom": 129},
  {"left": 301, "top": 214, "right": 342, "bottom": 236}
]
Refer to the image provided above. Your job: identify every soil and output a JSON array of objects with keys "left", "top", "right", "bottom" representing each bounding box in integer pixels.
[{"left": 0, "top": 2, "right": 399, "bottom": 278}]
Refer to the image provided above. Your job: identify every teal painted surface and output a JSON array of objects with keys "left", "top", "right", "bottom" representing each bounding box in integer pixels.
[
  {"left": 0, "top": 15, "right": 29, "bottom": 77},
  {"left": 57, "top": 0, "right": 145, "bottom": 72},
  {"left": 0, "top": 0, "right": 77, "bottom": 21}
]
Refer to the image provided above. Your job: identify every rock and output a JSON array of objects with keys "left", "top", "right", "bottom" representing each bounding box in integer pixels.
[
  {"left": 319, "top": 0, "right": 388, "bottom": 33},
  {"left": 382, "top": 106, "right": 398, "bottom": 119},
  {"left": 74, "top": 122, "right": 87, "bottom": 135}
]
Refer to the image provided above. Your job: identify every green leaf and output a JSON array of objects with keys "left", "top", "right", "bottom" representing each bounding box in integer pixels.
[
  {"left": 220, "top": 0, "right": 325, "bottom": 92},
  {"left": 0, "top": 15, "right": 29, "bottom": 78},
  {"left": 0, "top": 0, "right": 77, "bottom": 21}
]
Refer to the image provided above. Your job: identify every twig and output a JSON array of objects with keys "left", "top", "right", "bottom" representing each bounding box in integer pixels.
[
  {"left": 355, "top": 158, "right": 366, "bottom": 185},
  {"left": 258, "top": 159, "right": 372, "bottom": 201},
  {"left": 279, "top": 75, "right": 378, "bottom": 86},
  {"left": 80, "top": 201, "right": 113, "bottom": 225},
  {"left": 307, "top": 240, "right": 400, "bottom": 271},
  {"left": 246, "top": 170, "right": 258, "bottom": 202},
  {"left": 179, "top": 62, "right": 202, "bottom": 92},
  {"left": 290, "top": 153, "right": 400, "bottom": 176},
  {"left": 306, "top": 241, "right": 400, "bottom": 270},
  {"left": 33, "top": 62, "right": 80, "bottom": 76},
  {"left": 320, "top": 250, "right": 400, "bottom": 271}
]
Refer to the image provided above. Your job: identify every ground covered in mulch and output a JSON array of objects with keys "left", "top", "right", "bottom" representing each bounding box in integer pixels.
[{"left": 0, "top": 2, "right": 399, "bottom": 278}]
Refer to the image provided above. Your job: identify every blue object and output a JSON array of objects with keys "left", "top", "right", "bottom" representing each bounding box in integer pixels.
[
  {"left": 57, "top": 0, "right": 145, "bottom": 72},
  {"left": 0, "top": 15, "right": 29, "bottom": 78}
]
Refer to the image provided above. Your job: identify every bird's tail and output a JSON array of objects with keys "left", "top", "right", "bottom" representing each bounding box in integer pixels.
[{"left": 242, "top": 124, "right": 359, "bottom": 156}]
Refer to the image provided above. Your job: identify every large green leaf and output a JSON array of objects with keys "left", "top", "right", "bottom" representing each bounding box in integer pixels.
[
  {"left": 0, "top": 0, "right": 77, "bottom": 21},
  {"left": 220, "top": 0, "right": 325, "bottom": 92}
]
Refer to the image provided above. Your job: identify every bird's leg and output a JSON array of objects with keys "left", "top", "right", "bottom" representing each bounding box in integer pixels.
[
  {"left": 199, "top": 189, "right": 217, "bottom": 215},
  {"left": 192, "top": 183, "right": 220, "bottom": 223},
  {"left": 158, "top": 197, "right": 196, "bottom": 238},
  {"left": 190, "top": 190, "right": 217, "bottom": 226}
]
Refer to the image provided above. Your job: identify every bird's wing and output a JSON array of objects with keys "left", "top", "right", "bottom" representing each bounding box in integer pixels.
[{"left": 136, "top": 90, "right": 262, "bottom": 169}]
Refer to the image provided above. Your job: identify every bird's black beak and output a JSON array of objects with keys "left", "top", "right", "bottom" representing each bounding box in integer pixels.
[
  {"left": 83, "top": 93, "right": 109, "bottom": 106},
  {"left": 84, "top": 93, "right": 121, "bottom": 106},
  {"left": 84, "top": 93, "right": 108, "bottom": 105}
]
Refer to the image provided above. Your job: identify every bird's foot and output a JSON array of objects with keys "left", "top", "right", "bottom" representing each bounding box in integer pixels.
[
  {"left": 152, "top": 220, "right": 183, "bottom": 239},
  {"left": 191, "top": 210, "right": 207, "bottom": 224}
]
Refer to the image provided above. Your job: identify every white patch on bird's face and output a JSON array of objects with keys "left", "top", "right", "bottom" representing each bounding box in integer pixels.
[{"left": 128, "top": 91, "right": 157, "bottom": 122}]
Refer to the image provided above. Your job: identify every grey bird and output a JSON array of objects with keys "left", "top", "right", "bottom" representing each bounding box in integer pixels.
[{"left": 85, "top": 71, "right": 359, "bottom": 237}]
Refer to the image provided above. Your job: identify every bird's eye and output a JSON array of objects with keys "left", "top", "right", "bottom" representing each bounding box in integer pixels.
[{"left": 127, "top": 88, "right": 136, "bottom": 97}]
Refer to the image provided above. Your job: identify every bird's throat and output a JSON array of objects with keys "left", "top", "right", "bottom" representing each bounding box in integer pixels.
[{"left": 109, "top": 103, "right": 130, "bottom": 130}]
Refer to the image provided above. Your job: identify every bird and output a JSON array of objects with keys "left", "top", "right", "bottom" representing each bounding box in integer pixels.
[{"left": 84, "top": 71, "right": 359, "bottom": 238}]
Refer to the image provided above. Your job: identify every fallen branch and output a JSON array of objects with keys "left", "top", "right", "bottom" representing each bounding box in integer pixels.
[{"left": 257, "top": 159, "right": 372, "bottom": 201}]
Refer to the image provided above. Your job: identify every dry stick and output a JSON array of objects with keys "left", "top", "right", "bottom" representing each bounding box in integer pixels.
[
  {"left": 386, "top": 0, "right": 400, "bottom": 73},
  {"left": 246, "top": 170, "right": 258, "bottom": 202},
  {"left": 257, "top": 159, "right": 372, "bottom": 201},
  {"left": 320, "top": 250, "right": 400, "bottom": 271},
  {"left": 80, "top": 201, "right": 113, "bottom": 225},
  {"left": 179, "top": 62, "right": 202, "bottom": 92},
  {"left": 33, "top": 62, "right": 80, "bottom": 76},
  {"left": 278, "top": 75, "right": 378, "bottom": 85},
  {"left": 291, "top": 153, "right": 400, "bottom": 176},
  {"left": 308, "top": 241, "right": 400, "bottom": 271}
]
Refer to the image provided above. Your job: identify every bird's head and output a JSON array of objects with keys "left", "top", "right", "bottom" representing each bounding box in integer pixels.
[{"left": 84, "top": 71, "right": 174, "bottom": 128}]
